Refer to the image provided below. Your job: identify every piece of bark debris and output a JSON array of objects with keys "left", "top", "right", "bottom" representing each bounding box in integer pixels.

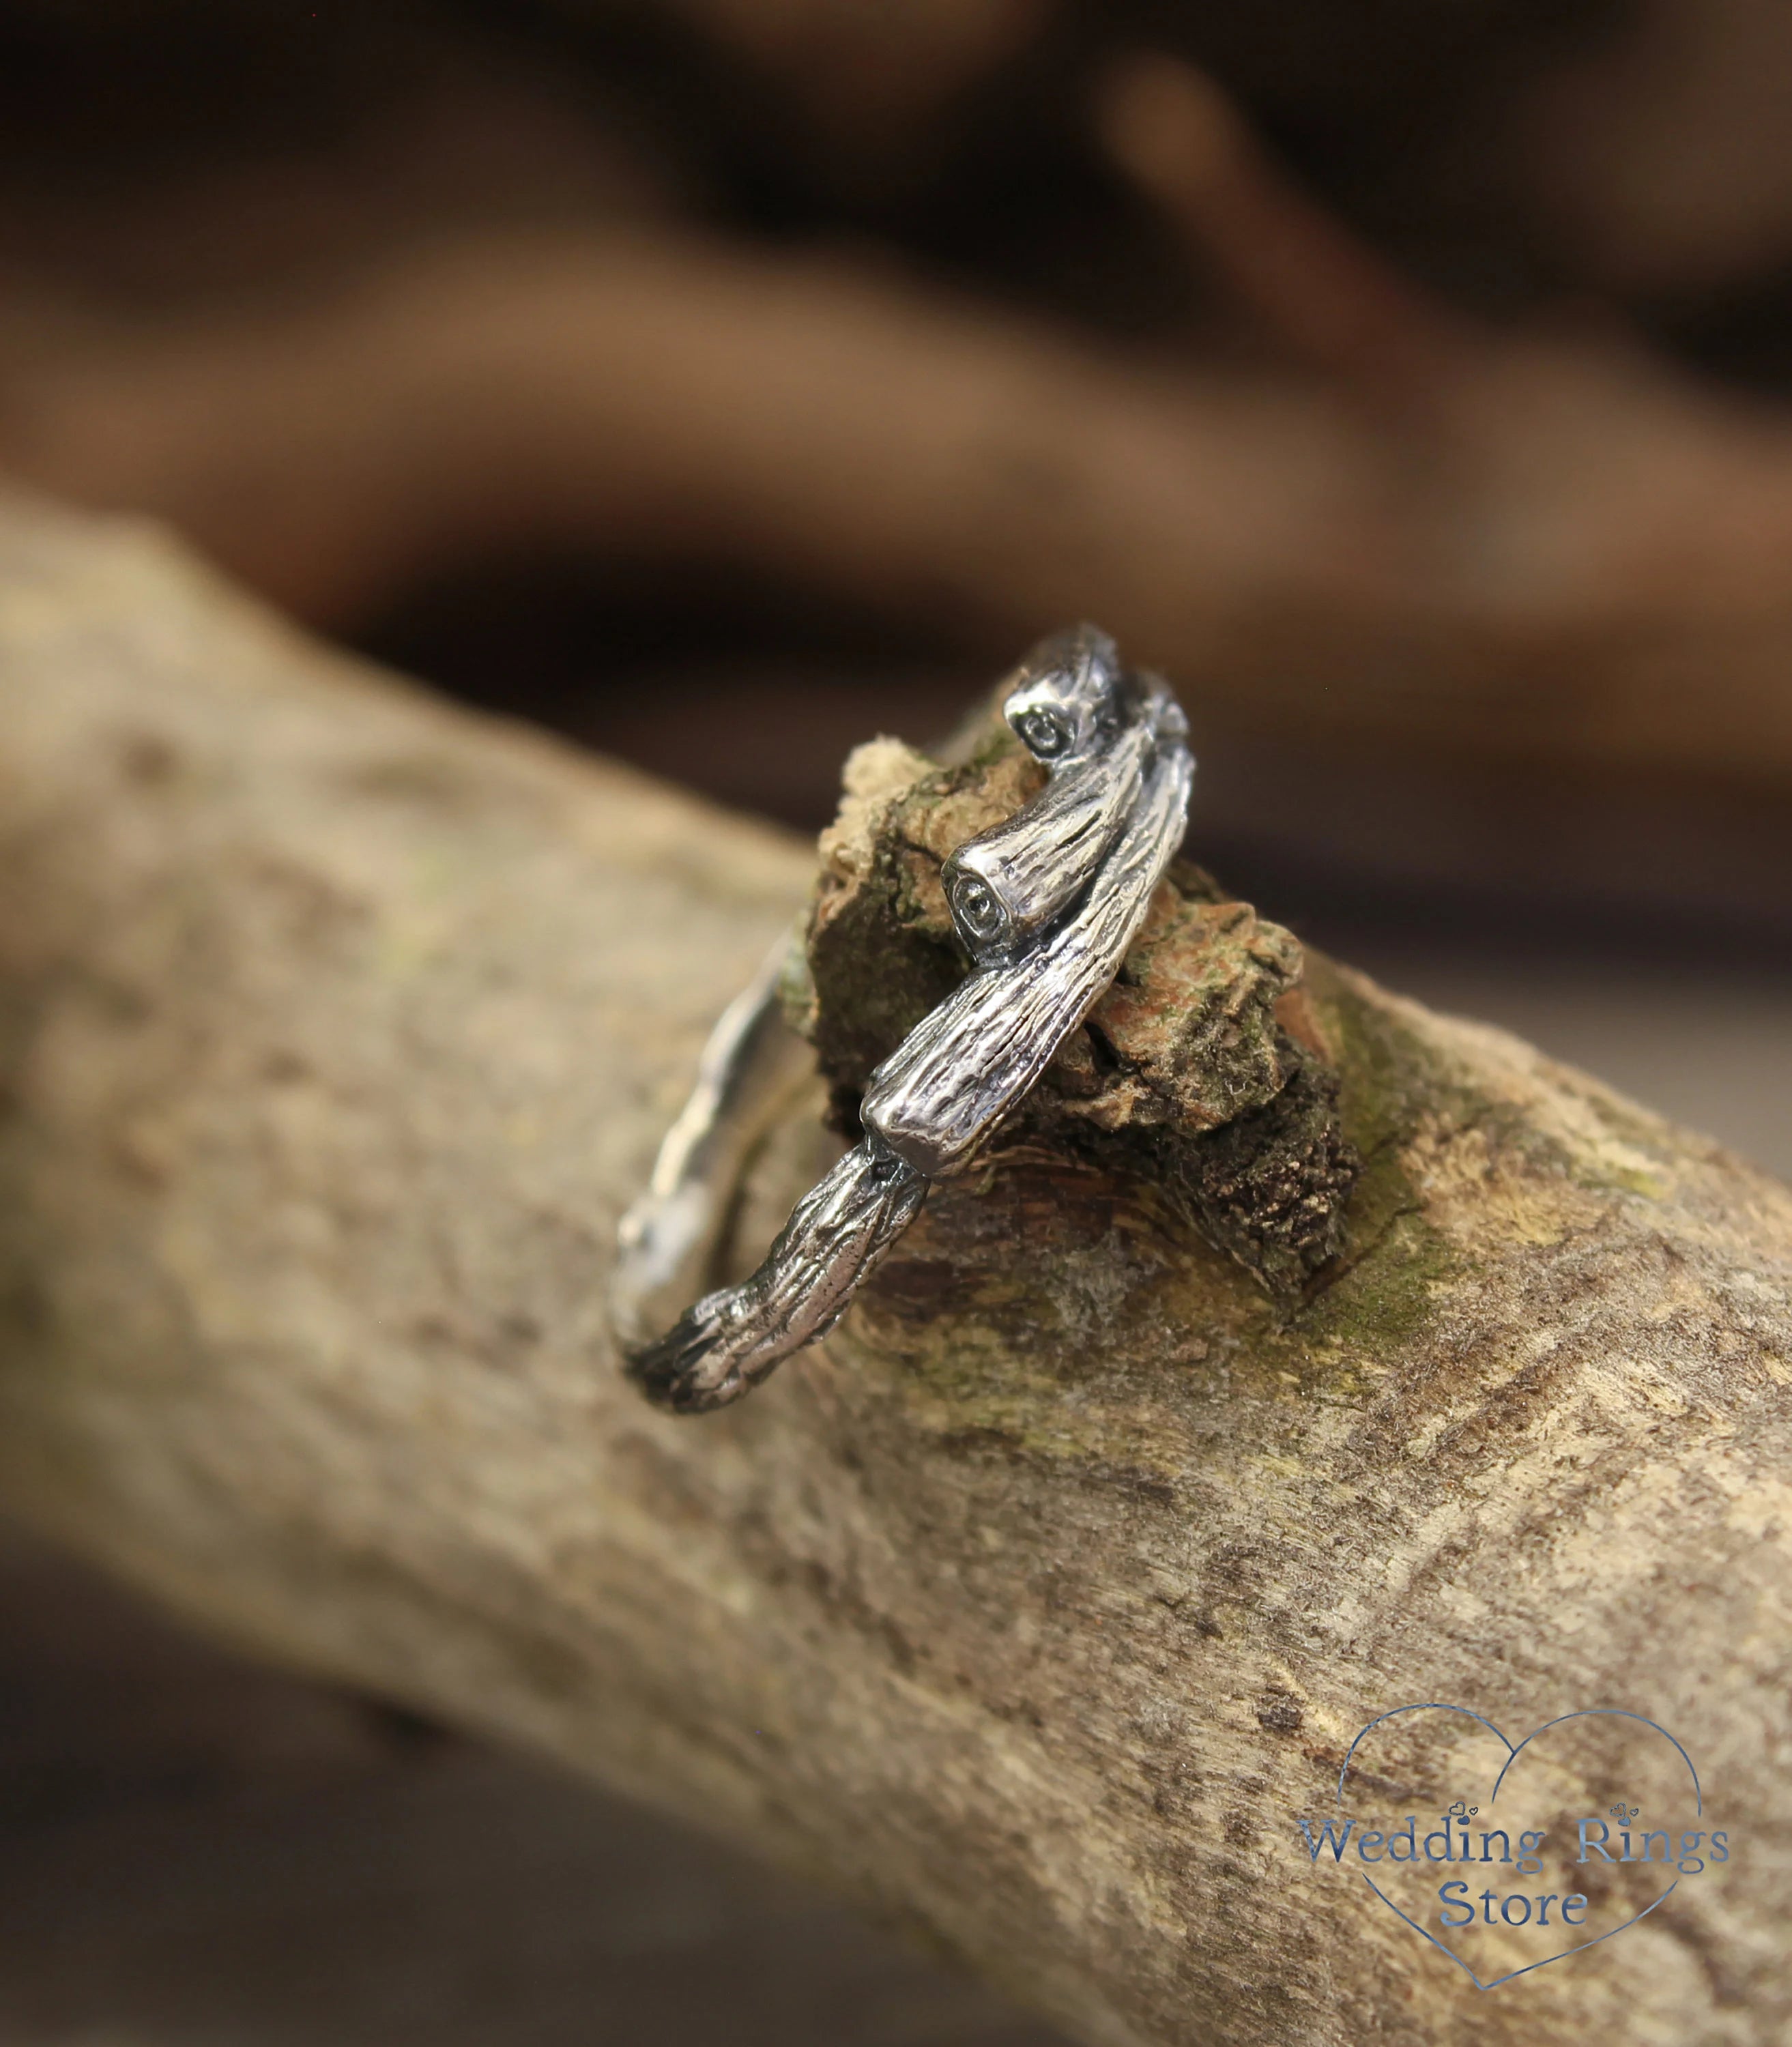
[{"left": 787, "top": 720, "right": 1359, "bottom": 1296}]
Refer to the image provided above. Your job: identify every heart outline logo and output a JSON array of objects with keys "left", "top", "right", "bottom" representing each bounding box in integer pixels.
[{"left": 1336, "top": 1704, "right": 1703, "bottom": 1990}]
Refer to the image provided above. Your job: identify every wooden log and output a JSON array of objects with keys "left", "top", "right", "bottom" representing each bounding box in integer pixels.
[{"left": 0, "top": 490, "right": 1788, "bottom": 2044}]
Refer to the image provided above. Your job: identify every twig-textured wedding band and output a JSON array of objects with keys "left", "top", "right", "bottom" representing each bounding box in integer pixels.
[{"left": 611, "top": 626, "right": 1195, "bottom": 1414}]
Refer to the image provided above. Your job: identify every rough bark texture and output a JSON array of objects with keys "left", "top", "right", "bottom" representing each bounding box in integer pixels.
[{"left": 0, "top": 493, "right": 1789, "bottom": 2046}]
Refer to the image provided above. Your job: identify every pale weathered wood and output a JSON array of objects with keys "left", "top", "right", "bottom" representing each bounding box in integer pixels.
[
  {"left": 0, "top": 491, "right": 1789, "bottom": 2046},
  {"left": 0, "top": 1523, "right": 1064, "bottom": 2047}
]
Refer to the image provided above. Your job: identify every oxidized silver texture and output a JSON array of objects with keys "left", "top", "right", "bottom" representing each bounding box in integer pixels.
[{"left": 616, "top": 625, "right": 1194, "bottom": 1414}]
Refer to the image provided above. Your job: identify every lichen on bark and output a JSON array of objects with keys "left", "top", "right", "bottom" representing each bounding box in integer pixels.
[{"left": 785, "top": 713, "right": 1360, "bottom": 1298}]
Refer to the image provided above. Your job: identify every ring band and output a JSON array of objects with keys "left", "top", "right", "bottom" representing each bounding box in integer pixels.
[{"left": 612, "top": 626, "right": 1195, "bottom": 1414}]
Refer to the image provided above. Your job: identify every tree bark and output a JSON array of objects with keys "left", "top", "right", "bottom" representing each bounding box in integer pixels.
[{"left": 0, "top": 490, "right": 1788, "bottom": 2046}]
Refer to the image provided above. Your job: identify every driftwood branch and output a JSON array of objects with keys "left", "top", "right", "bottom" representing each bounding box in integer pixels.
[{"left": 1, "top": 493, "right": 1790, "bottom": 2044}]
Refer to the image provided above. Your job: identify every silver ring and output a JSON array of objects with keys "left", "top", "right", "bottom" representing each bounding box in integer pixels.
[{"left": 612, "top": 626, "right": 1195, "bottom": 1414}]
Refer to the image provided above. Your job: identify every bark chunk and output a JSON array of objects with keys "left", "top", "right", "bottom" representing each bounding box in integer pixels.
[{"left": 795, "top": 722, "right": 1359, "bottom": 1294}]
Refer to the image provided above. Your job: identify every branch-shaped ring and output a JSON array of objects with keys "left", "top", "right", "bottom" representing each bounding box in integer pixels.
[{"left": 611, "top": 626, "right": 1194, "bottom": 1414}]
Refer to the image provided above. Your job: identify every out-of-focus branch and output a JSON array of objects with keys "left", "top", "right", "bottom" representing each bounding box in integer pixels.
[
  {"left": 1098, "top": 54, "right": 1470, "bottom": 398},
  {"left": 0, "top": 231, "right": 1403, "bottom": 689},
  {"left": 9, "top": 70, "right": 1792, "bottom": 787}
]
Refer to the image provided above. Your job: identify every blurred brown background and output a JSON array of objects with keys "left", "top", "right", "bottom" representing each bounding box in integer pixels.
[{"left": 0, "top": 1, "right": 1787, "bottom": 2039}]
